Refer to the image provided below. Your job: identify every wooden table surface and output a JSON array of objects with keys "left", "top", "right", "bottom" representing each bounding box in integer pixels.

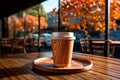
[{"left": 0, "top": 52, "right": 120, "bottom": 80}]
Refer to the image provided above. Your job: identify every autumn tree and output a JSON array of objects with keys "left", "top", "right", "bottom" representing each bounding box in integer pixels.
[
  {"left": 52, "top": 0, "right": 120, "bottom": 36},
  {"left": 9, "top": 15, "right": 48, "bottom": 31},
  {"left": 9, "top": 4, "right": 48, "bottom": 37}
]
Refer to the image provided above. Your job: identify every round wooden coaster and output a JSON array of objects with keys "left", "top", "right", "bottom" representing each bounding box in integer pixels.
[{"left": 32, "top": 57, "right": 93, "bottom": 74}]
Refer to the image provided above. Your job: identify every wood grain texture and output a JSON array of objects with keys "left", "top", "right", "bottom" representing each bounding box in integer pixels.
[
  {"left": 51, "top": 39, "right": 74, "bottom": 67},
  {"left": 0, "top": 52, "right": 120, "bottom": 80}
]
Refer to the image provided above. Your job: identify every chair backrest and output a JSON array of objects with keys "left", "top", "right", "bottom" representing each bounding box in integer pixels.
[
  {"left": 0, "top": 38, "right": 12, "bottom": 47},
  {"left": 11, "top": 38, "right": 27, "bottom": 54},
  {"left": 80, "top": 38, "right": 90, "bottom": 53},
  {"left": 89, "top": 39, "right": 115, "bottom": 57},
  {"left": 11, "top": 38, "right": 26, "bottom": 47}
]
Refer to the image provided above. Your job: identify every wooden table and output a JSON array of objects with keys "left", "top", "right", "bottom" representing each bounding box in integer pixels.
[
  {"left": 88, "top": 40, "right": 120, "bottom": 57},
  {"left": 88, "top": 40, "right": 120, "bottom": 45},
  {"left": 111, "top": 40, "right": 120, "bottom": 46},
  {"left": 0, "top": 52, "right": 120, "bottom": 80}
]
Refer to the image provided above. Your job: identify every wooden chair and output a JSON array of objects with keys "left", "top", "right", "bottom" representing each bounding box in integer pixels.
[
  {"left": 11, "top": 38, "right": 26, "bottom": 54},
  {"left": 89, "top": 39, "right": 115, "bottom": 57},
  {"left": 0, "top": 38, "right": 12, "bottom": 53},
  {"left": 26, "top": 38, "right": 36, "bottom": 52},
  {"left": 0, "top": 38, "right": 12, "bottom": 47},
  {"left": 80, "top": 38, "right": 90, "bottom": 53}
]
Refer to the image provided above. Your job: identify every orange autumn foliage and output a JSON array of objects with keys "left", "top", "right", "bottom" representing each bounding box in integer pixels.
[
  {"left": 52, "top": 0, "right": 120, "bottom": 32},
  {"left": 9, "top": 15, "right": 48, "bottom": 32}
]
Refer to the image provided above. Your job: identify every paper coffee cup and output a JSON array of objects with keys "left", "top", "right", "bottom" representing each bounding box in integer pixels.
[{"left": 51, "top": 32, "right": 75, "bottom": 67}]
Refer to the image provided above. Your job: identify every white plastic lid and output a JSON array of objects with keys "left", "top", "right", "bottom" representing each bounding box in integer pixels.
[{"left": 52, "top": 32, "right": 76, "bottom": 40}]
